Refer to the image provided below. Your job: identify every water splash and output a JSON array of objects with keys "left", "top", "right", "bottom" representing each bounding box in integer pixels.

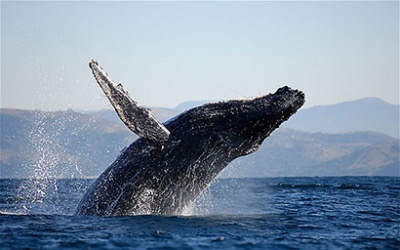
[
  {"left": 191, "top": 187, "right": 214, "bottom": 216},
  {"left": 15, "top": 110, "right": 95, "bottom": 215}
]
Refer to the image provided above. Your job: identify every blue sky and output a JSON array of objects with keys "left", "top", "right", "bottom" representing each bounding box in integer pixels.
[{"left": 1, "top": 1, "right": 399, "bottom": 111}]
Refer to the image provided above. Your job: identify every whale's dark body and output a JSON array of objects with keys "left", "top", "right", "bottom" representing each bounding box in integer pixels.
[{"left": 75, "top": 61, "right": 305, "bottom": 216}]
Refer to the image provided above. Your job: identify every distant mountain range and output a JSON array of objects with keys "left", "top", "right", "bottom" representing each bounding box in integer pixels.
[
  {"left": 0, "top": 97, "right": 399, "bottom": 178},
  {"left": 283, "top": 97, "right": 399, "bottom": 138},
  {"left": 224, "top": 129, "right": 398, "bottom": 178}
]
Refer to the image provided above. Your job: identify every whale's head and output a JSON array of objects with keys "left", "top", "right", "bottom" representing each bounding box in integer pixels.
[
  {"left": 165, "top": 86, "right": 305, "bottom": 162},
  {"left": 215, "top": 86, "right": 305, "bottom": 158}
]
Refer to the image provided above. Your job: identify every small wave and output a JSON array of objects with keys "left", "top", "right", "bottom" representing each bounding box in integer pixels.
[
  {"left": 336, "top": 183, "right": 375, "bottom": 189},
  {"left": 0, "top": 210, "right": 28, "bottom": 216},
  {"left": 275, "top": 183, "right": 330, "bottom": 189}
]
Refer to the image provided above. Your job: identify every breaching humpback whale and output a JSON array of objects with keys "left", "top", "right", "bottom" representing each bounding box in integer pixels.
[{"left": 75, "top": 60, "right": 305, "bottom": 216}]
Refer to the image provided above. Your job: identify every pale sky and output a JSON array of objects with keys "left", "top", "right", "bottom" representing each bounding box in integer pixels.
[{"left": 1, "top": 1, "right": 399, "bottom": 111}]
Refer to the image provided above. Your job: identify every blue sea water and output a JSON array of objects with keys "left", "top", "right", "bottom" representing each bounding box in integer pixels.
[{"left": 0, "top": 176, "right": 399, "bottom": 249}]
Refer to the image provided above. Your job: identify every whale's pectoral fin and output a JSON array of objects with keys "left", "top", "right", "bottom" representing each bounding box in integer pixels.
[{"left": 89, "top": 60, "right": 170, "bottom": 142}]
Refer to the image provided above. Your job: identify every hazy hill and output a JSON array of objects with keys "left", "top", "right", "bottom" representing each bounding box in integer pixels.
[
  {"left": 283, "top": 98, "right": 399, "bottom": 138},
  {"left": 1, "top": 107, "right": 398, "bottom": 178},
  {"left": 175, "top": 100, "right": 214, "bottom": 111},
  {"left": 223, "top": 129, "right": 399, "bottom": 178}
]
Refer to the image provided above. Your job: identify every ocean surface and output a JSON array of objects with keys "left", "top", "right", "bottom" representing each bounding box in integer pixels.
[{"left": 0, "top": 176, "right": 399, "bottom": 249}]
